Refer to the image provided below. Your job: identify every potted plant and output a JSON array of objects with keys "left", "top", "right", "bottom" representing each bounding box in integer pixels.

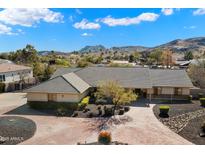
[
  {"left": 159, "top": 105, "right": 170, "bottom": 117},
  {"left": 98, "top": 131, "right": 112, "bottom": 145}
]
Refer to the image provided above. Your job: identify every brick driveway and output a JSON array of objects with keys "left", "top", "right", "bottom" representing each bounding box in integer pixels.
[{"left": 0, "top": 93, "right": 192, "bottom": 144}]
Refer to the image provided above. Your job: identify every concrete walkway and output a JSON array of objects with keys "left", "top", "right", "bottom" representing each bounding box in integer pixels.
[
  {"left": 105, "top": 105, "right": 192, "bottom": 144},
  {"left": 0, "top": 93, "right": 192, "bottom": 145}
]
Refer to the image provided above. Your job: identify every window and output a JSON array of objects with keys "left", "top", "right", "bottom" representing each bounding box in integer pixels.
[
  {"left": 174, "top": 88, "right": 182, "bottom": 95},
  {"left": 0, "top": 75, "right": 5, "bottom": 82}
]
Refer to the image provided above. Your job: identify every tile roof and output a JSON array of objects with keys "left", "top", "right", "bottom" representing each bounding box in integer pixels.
[{"left": 0, "top": 63, "right": 31, "bottom": 73}]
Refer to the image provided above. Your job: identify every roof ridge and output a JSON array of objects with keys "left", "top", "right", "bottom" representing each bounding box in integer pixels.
[
  {"left": 61, "top": 74, "right": 81, "bottom": 93},
  {"left": 62, "top": 72, "right": 90, "bottom": 93}
]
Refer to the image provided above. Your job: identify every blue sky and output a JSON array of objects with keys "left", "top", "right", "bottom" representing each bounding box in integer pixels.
[{"left": 0, "top": 8, "right": 205, "bottom": 52}]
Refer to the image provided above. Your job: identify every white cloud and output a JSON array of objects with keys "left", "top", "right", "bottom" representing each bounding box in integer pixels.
[
  {"left": 76, "top": 9, "right": 82, "bottom": 15},
  {"left": 161, "top": 8, "right": 174, "bottom": 16},
  {"left": 0, "top": 8, "right": 63, "bottom": 27},
  {"left": 81, "top": 32, "right": 92, "bottom": 36},
  {"left": 184, "top": 26, "right": 197, "bottom": 29},
  {"left": 97, "top": 13, "right": 159, "bottom": 27},
  {"left": 193, "top": 8, "right": 205, "bottom": 15},
  {"left": 69, "top": 15, "right": 74, "bottom": 22},
  {"left": 0, "top": 23, "right": 15, "bottom": 35},
  {"left": 73, "top": 19, "right": 100, "bottom": 29}
]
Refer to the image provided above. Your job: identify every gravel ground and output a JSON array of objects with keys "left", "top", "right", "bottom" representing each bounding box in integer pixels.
[
  {"left": 153, "top": 100, "right": 203, "bottom": 119},
  {"left": 153, "top": 100, "right": 205, "bottom": 144},
  {"left": 178, "top": 115, "right": 205, "bottom": 145},
  {"left": 0, "top": 116, "right": 36, "bottom": 145}
]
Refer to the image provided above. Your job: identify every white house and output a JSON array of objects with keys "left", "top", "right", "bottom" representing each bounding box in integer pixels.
[{"left": 0, "top": 63, "right": 34, "bottom": 91}]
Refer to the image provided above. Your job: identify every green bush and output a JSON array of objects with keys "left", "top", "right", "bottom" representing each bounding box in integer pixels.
[
  {"left": 0, "top": 82, "right": 5, "bottom": 93},
  {"left": 119, "top": 109, "right": 125, "bottom": 115},
  {"left": 188, "top": 95, "right": 192, "bottom": 101},
  {"left": 104, "top": 106, "right": 113, "bottom": 117},
  {"left": 27, "top": 101, "right": 78, "bottom": 110},
  {"left": 200, "top": 98, "right": 205, "bottom": 107},
  {"left": 159, "top": 105, "right": 170, "bottom": 116},
  {"left": 56, "top": 107, "right": 67, "bottom": 116},
  {"left": 198, "top": 93, "right": 204, "bottom": 99},
  {"left": 78, "top": 96, "right": 90, "bottom": 110},
  {"left": 124, "top": 106, "right": 130, "bottom": 112}
]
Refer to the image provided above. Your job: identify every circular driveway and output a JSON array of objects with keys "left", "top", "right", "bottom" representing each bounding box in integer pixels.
[{"left": 0, "top": 93, "right": 192, "bottom": 144}]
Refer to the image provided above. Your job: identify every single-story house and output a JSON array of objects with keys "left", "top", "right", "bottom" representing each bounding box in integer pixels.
[{"left": 25, "top": 67, "right": 193, "bottom": 103}]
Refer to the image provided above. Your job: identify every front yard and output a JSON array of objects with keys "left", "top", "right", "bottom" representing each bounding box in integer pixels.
[
  {"left": 0, "top": 93, "right": 192, "bottom": 145},
  {"left": 153, "top": 100, "right": 205, "bottom": 144}
]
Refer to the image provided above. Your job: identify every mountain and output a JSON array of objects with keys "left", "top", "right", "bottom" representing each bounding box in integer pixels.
[
  {"left": 77, "top": 37, "right": 205, "bottom": 53},
  {"left": 154, "top": 37, "right": 205, "bottom": 53},
  {"left": 110, "top": 46, "right": 148, "bottom": 52},
  {"left": 79, "top": 45, "right": 106, "bottom": 53}
]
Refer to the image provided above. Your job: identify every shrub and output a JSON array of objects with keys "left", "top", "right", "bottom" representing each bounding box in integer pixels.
[
  {"left": 188, "top": 95, "right": 192, "bottom": 101},
  {"left": 124, "top": 106, "right": 130, "bottom": 112},
  {"left": 98, "top": 109, "right": 102, "bottom": 116},
  {"left": 27, "top": 101, "right": 78, "bottom": 110},
  {"left": 97, "top": 105, "right": 101, "bottom": 110},
  {"left": 87, "top": 112, "right": 93, "bottom": 118},
  {"left": 104, "top": 106, "right": 113, "bottom": 117},
  {"left": 56, "top": 107, "right": 66, "bottom": 117},
  {"left": 159, "top": 105, "right": 170, "bottom": 116},
  {"left": 200, "top": 98, "right": 205, "bottom": 107},
  {"left": 78, "top": 96, "right": 90, "bottom": 110},
  {"left": 198, "top": 93, "right": 204, "bottom": 99},
  {"left": 119, "top": 109, "right": 125, "bottom": 115},
  {"left": 98, "top": 131, "right": 112, "bottom": 145},
  {"left": 0, "top": 82, "right": 5, "bottom": 93},
  {"left": 83, "top": 108, "right": 90, "bottom": 113}
]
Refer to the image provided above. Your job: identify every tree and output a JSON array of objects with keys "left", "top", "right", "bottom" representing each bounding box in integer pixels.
[
  {"left": 184, "top": 51, "right": 194, "bottom": 60},
  {"left": 33, "top": 62, "right": 45, "bottom": 81},
  {"left": 161, "top": 49, "right": 173, "bottom": 67},
  {"left": 95, "top": 81, "right": 137, "bottom": 115},
  {"left": 77, "top": 59, "right": 90, "bottom": 67},
  {"left": 129, "top": 54, "right": 135, "bottom": 62},
  {"left": 149, "top": 49, "right": 162, "bottom": 65},
  {"left": 188, "top": 60, "right": 205, "bottom": 88},
  {"left": 44, "top": 65, "right": 55, "bottom": 80}
]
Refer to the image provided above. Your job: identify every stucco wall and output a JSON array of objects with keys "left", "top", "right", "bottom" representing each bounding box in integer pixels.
[
  {"left": 27, "top": 90, "right": 89, "bottom": 103},
  {"left": 56, "top": 90, "right": 89, "bottom": 102},
  {"left": 1, "top": 69, "right": 33, "bottom": 83},
  {"left": 27, "top": 93, "right": 48, "bottom": 102}
]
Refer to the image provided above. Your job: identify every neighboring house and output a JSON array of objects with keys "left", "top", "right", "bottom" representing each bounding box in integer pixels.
[
  {"left": 111, "top": 60, "right": 136, "bottom": 66},
  {"left": 0, "top": 63, "right": 35, "bottom": 91},
  {"left": 25, "top": 66, "right": 193, "bottom": 103},
  {"left": 0, "top": 58, "right": 13, "bottom": 64}
]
